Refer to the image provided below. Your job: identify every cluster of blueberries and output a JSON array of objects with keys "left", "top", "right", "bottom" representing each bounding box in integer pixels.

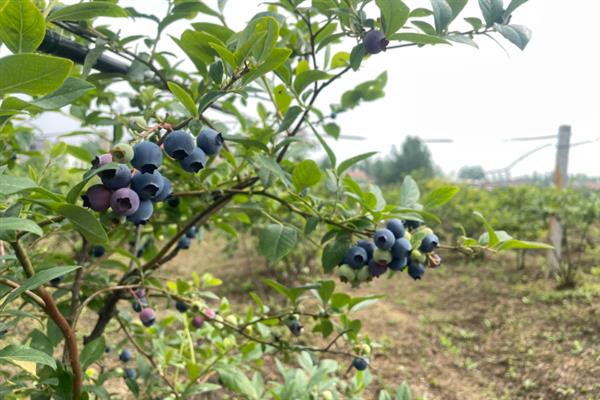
[
  {"left": 81, "top": 128, "right": 223, "bottom": 225},
  {"left": 177, "top": 226, "right": 199, "bottom": 250},
  {"left": 117, "top": 349, "right": 137, "bottom": 380},
  {"left": 338, "top": 219, "right": 440, "bottom": 286}
]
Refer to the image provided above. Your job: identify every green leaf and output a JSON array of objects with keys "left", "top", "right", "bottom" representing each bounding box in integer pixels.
[
  {"left": 197, "top": 90, "right": 226, "bottom": 113},
  {"left": 0, "top": 0, "right": 45, "bottom": 53},
  {"left": 317, "top": 280, "right": 335, "bottom": 305},
  {"left": 399, "top": 176, "right": 420, "bottom": 207},
  {"left": 337, "top": 152, "right": 378, "bottom": 175},
  {"left": 217, "top": 368, "right": 259, "bottom": 399},
  {"left": 323, "top": 122, "right": 340, "bottom": 139},
  {"left": 65, "top": 162, "right": 119, "bottom": 204},
  {"left": 321, "top": 236, "right": 351, "bottom": 273},
  {"left": 0, "top": 54, "right": 73, "bottom": 96},
  {"left": 0, "top": 175, "right": 38, "bottom": 196},
  {"left": 504, "top": 0, "right": 529, "bottom": 18},
  {"left": 0, "top": 217, "right": 42, "bottom": 237},
  {"left": 273, "top": 84, "right": 292, "bottom": 114},
  {"left": 375, "top": 0, "right": 409, "bottom": 36},
  {"left": 0, "top": 344, "right": 56, "bottom": 370},
  {"left": 464, "top": 17, "right": 483, "bottom": 31},
  {"left": 66, "top": 145, "right": 93, "bottom": 163},
  {"left": 330, "top": 51, "right": 349, "bottom": 69},
  {"left": 278, "top": 105, "right": 303, "bottom": 132},
  {"left": 1, "top": 266, "right": 80, "bottom": 308},
  {"left": 262, "top": 279, "right": 291, "bottom": 300},
  {"left": 192, "top": 22, "right": 234, "bottom": 42},
  {"left": 493, "top": 23, "right": 532, "bottom": 50},
  {"left": 388, "top": 32, "right": 450, "bottom": 45},
  {"left": 208, "top": 42, "right": 237, "bottom": 68},
  {"left": 495, "top": 239, "right": 553, "bottom": 251},
  {"left": 48, "top": 2, "right": 128, "bottom": 21},
  {"left": 80, "top": 337, "right": 105, "bottom": 370},
  {"left": 473, "top": 211, "right": 499, "bottom": 247},
  {"left": 258, "top": 224, "right": 298, "bottom": 262},
  {"left": 478, "top": 0, "right": 504, "bottom": 27},
  {"left": 241, "top": 48, "right": 292, "bottom": 85},
  {"left": 396, "top": 382, "right": 413, "bottom": 400},
  {"left": 349, "top": 43, "right": 365, "bottom": 71},
  {"left": 254, "top": 155, "right": 290, "bottom": 187},
  {"left": 292, "top": 160, "right": 323, "bottom": 191},
  {"left": 422, "top": 186, "right": 459, "bottom": 209},
  {"left": 167, "top": 81, "right": 198, "bottom": 117},
  {"left": 309, "top": 124, "right": 336, "bottom": 168},
  {"left": 447, "top": 0, "right": 468, "bottom": 20},
  {"left": 293, "top": 70, "right": 330, "bottom": 94},
  {"left": 32, "top": 77, "right": 94, "bottom": 110},
  {"left": 55, "top": 204, "right": 108, "bottom": 244},
  {"left": 431, "top": 0, "right": 453, "bottom": 33}
]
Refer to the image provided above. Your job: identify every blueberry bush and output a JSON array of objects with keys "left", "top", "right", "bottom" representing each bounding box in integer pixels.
[{"left": 0, "top": 0, "right": 549, "bottom": 398}]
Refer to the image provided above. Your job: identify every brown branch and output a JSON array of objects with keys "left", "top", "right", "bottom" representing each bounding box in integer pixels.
[
  {"left": 10, "top": 241, "right": 82, "bottom": 400},
  {"left": 0, "top": 277, "right": 45, "bottom": 308}
]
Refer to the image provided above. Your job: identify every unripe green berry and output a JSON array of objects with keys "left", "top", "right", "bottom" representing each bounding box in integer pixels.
[
  {"left": 404, "top": 231, "right": 412, "bottom": 241},
  {"left": 111, "top": 143, "right": 134, "bottom": 163},
  {"left": 421, "top": 227, "right": 434, "bottom": 236},
  {"left": 411, "top": 249, "right": 426, "bottom": 263},
  {"left": 338, "top": 264, "right": 356, "bottom": 282},
  {"left": 373, "top": 248, "right": 392, "bottom": 264},
  {"left": 322, "top": 390, "right": 334, "bottom": 400},
  {"left": 356, "top": 266, "right": 371, "bottom": 282}
]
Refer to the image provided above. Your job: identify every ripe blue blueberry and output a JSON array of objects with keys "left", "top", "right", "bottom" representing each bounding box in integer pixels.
[
  {"left": 127, "top": 199, "right": 153, "bottom": 225},
  {"left": 131, "top": 141, "right": 163, "bottom": 173},
  {"left": 178, "top": 236, "right": 191, "bottom": 250},
  {"left": 180, "top": 147, "right": 207, "bottom": 173},
  {"left": 367, "top": 259, "right": 387, "bottom": 278},
  {"left": 131, "top": 170, "right": 164, "bottom": 201},
  {"left": 185, "top": 226, "right": 198, "bottom": 239},
  {"left": 407, "top": 258, "right": 425, "bottom": 280},
  {"left": 404, "top": 219, "right": 422, "bottom": 230},
  {"left": 154, "top": 175, "right": 173, "bottom": 202},
  {"left": 164, "top": 130, "right": 195, "bottom": 160},
  {"left": 373, "top": 228, "right": 395, "bottom": 250},
  {"left": 91, "top": 153, "right": 112, "bottom": 169},
  {"left": 196, "top": 128, "right": 224, "bottom": 156},
  {"left": 124, "top": 367, "right": 137, "bottom": 380},
  {"left": 352, "top": 357, "right": 368, "bottom": 371},
  {"left": 363, "top": 29, "right": 388, "bottom": 54},
  {"left": 389, "top": 257, "right": 407, "bottom": 271},
  {"left": 90, "top": 245, "right": 105, "bottom": 258},
  {"left": 175, "top": 301, "right": 188, "bottom": 313},
  {"left": 132, "top": 301, "right": 142, "bottom": 313},
  {"left": 356, "top": 240, "right": 375, "bottom": 260},
  {"left": 419, "top": 234, "right": 439, "bottom": 253},
  {"left": 288, "top": 320, "right": 303, "bottom": 336},
  {"left": 119, "top": 349, "right": 132, "bottom": 362},
  {"left": 343, "top": 246, "right": 368, "bottom": 269},
  {"left": 386, "top": 219, "right": 405, "bottom": 239},
  {"left": 391, "top": 238, "right": 412, "bottom": 259},
  {"left": 81, "top": 184, "right": 112, "bottom": 212},
  {"left": 139, "top": 307, "right": 156, "bottom": 327},
  {"left": 50, "top": 276, "right": 63, "bottom": 288},
  {"left": 110, "top": 188, "right": 140, "bottom": 216},
  {"left": 101, "top": 164, "right": 132, "bottom": 190}
]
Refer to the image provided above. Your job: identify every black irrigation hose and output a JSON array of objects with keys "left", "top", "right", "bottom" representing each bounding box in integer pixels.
[{"left": 38, "top": 29, "right": 130, "bottom": 74}]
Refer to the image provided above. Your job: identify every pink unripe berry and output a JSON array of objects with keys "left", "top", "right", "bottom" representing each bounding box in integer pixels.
[
  {"left": 192, "top": 316, "right": 204, "bottom": 329},
  {"left": 139, "top": 307, "right": 156, "bottom": 327}
]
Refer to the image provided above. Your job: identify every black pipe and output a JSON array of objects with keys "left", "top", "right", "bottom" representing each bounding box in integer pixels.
[{"left": 38, "top": 29, "right": 130, "bottom": 74}]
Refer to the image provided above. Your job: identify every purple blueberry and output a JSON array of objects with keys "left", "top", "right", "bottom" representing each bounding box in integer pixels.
[
  {"left": 91, "top": 153, "right": 112, "bottom": 169},
  {"left": 139, "top": 307, "right": 156, "bottom": 327},
  {"left": 356, "top": 240, "right": 375, "bottom": 260},
  {"left": 196, "top": 128, "right": 224, "bottom": 156},
  {"left": 419, "top": 234, "right": 439, "bottom": 253},
  {"left": 386, "top": 219, "right": 405, "bottom": 239},
  {"left": 288, "top": 320, "right": 303, "bottom": 336},
  {"left": 175, "top": 301, "right": 188, "bottom": 313},
  {"left": 373, "top": 228, "right": 395, "bottom": 250},
  {"left": 90, "top": 245, "right": 105, "bottom": 258},
  {"left": 110, "top": 188, "right": 140, "bottom": 216},
  {"left": 367, "top": 259, "right": 387, "bottom": 278},
  {"left": 391, "top": 238, "right": 412, "bottom": 259},
  {"left": 192, "top": 316, "right": 204, "bottom": 329},
  {"left": 119, "top": 349, "right": 132, "bottom": 362},
  {"left": 185, "top": 226, "right": 198, "bottom": 238},
  {"left": 180, "top": 147, "right": 207, "bottom": 173},
  {"left": 100, "top": 164, "right": 132, "bottom": 190},
  {"left": 177, "top": 236, "right": 191, "bottom": 250},
  {"left": 81, "top": 184, "right": 112, "bottom": 212},
  {"left": 154, "top": 175, "right": 173, "bottom": 202},
  {"left": 363, "top": 29, "right": 388, "bottom": 54},
  {"left": 131, "top": 141, "right": 163, "bottom": 173},
  {"left": 131, "top": 170, "right": 164, "bottom": 200},
  {"left": 389, "top": 257, "right": 407, "bottom": 271},
  {"left": 352, "top": 357, "right": 368, "bottom": 371},
  {"left": 124, "top": 367, "right": 137, "bottom": 380},
  {"left": 344, "top": 246, "right": 368, "bottom": 269},
  {"left": 127, "top": 199, "right": 153, "bottom": 225},
  {"left": 164, "top": 130, "right": 195, "bottom": 160}
]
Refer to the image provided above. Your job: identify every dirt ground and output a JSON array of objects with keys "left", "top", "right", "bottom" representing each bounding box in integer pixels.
[{"left": 172, "top": 235, "right": 600, "bottom": 400}]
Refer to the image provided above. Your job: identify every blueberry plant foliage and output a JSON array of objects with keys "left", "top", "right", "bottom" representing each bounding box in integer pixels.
[{"left": 0, "top": 0, "right": 548, "bottom": 398}]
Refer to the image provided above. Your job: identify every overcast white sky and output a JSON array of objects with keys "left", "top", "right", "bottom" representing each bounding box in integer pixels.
[{"left": 35, "top": 1, "right": 600, "bottom": 176}]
